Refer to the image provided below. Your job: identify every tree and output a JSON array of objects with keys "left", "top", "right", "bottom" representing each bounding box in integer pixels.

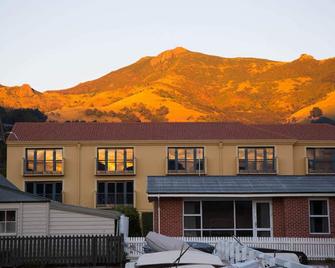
[{"left": 309, "top": 107, "right": 323, "bottom": 119}]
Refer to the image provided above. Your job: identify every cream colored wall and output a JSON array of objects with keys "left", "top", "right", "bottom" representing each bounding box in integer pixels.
[{"left": 7, "top": 140, "right": 335, "bottom": 213}]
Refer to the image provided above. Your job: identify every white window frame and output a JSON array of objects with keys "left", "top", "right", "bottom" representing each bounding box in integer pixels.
[
  {"left": 183, "top": 200, "right": 273, "bottom": 237},
  {"left": 309, "top": 198, "right": 330, "bottom": 235},
  {"left": 0, "top": 209, "right": 17, "bottom": 236}
]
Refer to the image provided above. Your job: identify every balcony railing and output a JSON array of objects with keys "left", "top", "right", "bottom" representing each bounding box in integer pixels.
[
  {"left": 95, "top": 192, "right": 134, "bottom": 208},
  {"left": 166, "top": 158, "right": 207, "bottom": 175},
  {"left": 237, "top": 158, "right": 278, "bottom": 174},
  {"left": 305, "top": 158, "right": 335, "bottom": 174},
  {"left": 95, "top": 158, "right": 136, "bottom": 176},
  {"left": 23, "top": 158, "right": 64, "bottom": 176}
]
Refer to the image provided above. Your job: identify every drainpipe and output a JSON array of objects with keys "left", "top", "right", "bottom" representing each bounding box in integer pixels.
[
  {"left": 77, "top": 143, "right": 81, "bottom": 205},
  {"left": 219, "top": 141, "right": 223, "bottom": 175},
  {"left": 158, "top": 195, "right": 161, "bottom": 234}
]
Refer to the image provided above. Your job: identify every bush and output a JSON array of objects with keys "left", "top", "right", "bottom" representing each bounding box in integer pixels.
[{"left": 114, "top": 206, "right": 142, "bottom": 237}]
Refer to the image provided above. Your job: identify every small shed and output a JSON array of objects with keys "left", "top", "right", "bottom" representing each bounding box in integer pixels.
[{"left": 0, "top": 175, "right": 120, "bottom": 236}]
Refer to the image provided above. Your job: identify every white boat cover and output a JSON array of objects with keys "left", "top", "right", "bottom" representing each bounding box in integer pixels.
[
  {"left": 135, "top": 250, "right": 225, "bottom": 267},
  {"left": 231, "top": 260, "right": 262, "bottom": 268},
  {"left": 146, "top": 231, "right": 197, "bottom": 252}
]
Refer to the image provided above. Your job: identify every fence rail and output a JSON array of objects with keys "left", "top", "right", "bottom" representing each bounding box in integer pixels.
[
  {"left": 0, "top": 234, "right": 123, "bottom": 266},
  {"left": 125, "top": 236, "right": 335, "bottom": 261}
]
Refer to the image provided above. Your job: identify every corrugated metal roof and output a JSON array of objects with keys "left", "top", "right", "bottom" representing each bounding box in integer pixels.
[
  {"left": 8, "top": 122, "right": 335, "bottom": 142},
  {"left": 147, "top": 176, "right": 335, "bottom": 195}
]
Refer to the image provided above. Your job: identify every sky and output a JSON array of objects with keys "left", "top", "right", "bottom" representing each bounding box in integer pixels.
[{"left": 1, "top": 0, "right": 335, "bottom": 91}]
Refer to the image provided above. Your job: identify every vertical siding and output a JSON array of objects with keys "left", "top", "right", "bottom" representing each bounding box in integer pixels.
[
  {"left": 49, "top": 209, "right": 115, "bottom": 235},
  {"left": 22, "top": 202, "right": 49, "bottom": 236}
]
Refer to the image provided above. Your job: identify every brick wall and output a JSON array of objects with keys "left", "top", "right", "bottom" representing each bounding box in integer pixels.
[
  {"left": 273, "top": 197, "right": 335, "bottom": 237},
  {"left": 152, "top": 197, "right": 183, "bottom": 236}
]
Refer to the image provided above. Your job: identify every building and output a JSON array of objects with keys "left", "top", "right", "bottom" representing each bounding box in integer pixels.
[
  {"left": 0, "top": 174, "right": 119, "bottom": 236},
  {"left": 6, "top": 122, "right": 335, "bottom": 237}
]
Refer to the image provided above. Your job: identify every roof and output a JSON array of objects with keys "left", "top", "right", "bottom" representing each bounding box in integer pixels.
[
  {"left": 0, "top": 175, "right": 50, "bottom": 203},
  {"left": 147, "top": 176, "right": 335, "bottom": 196},
  {"left": 50, "top": 201, "right": 120, "bottom": 219},
  {"left": 7, "top": 122, "right": 335, "bottom": 142}
]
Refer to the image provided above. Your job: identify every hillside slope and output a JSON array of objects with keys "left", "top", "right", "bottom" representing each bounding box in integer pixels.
[{"left": 1, "top": 47, "right": 335, "bottom": 123}]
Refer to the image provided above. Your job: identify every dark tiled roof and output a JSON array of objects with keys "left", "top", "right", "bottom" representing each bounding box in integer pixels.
[
  {"left": 7, "top": 122, "right": 335, "bottom": 141},
  {"left": 0, "top": 174, "right": 19, "bottom": 190},
  {"left": 147, "top": 176, "right": 335, "bottom": 195}
]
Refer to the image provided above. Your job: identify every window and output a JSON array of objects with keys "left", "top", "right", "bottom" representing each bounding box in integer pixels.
[
  {"left": 96, "top": 181, "right": 134, "bottom": 207},
  {"left": 25, "top": 148, "right": 63, "bottom": 175},
  {"left": 307, "top": 148, "right": 335, "bottom": 174},
  {"left": 183, "top": 200, "right": 271, "bottom": 237},
  {"left": 168, "top": 147, "right": 204, "bottom": 174},
  {"left": 0, "top": 210, "right": 16, "bottom": 235},
  {"left": 25, "top": 181, "right": 63, "bottom": 202},
  {"left": 238, "top": 147, "right": 276, "bottom": 174},
  {"left": 97, "top": 148, "right": 134, "bottom": 174},
  {"left": 309, "top": 200, "right": 329, "bottom": 234}
]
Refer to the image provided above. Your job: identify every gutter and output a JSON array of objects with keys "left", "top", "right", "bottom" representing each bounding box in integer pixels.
[{"left": 148, "top": 193, "right": 335, "bottom": 198}]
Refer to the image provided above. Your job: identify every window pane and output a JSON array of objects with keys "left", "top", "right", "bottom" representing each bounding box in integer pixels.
[
  {"left": 36, "top": 183, "right": 44, "bottom": 195},
  {"left": 6, "top": 211, "right": 15, "bottom": 221},
  {"left": 108, "top": 161, "right": 116, "bottom": 172},
  {"left": 45, "top": 184, "right": 53, "bottom": 194},
  {"left": 247, "top": 149, "right": 255, "bottom": 160},
  {"left": 256, "top": 148, "right": 264, "bottom": 160},
  {"left": 36, "top": 150, "right": 45, "bottom": 161},
  {"left": 0, "top": 222, "right": 5, "bottom": 233},
  {"left": 236, "top": 230, "right": 253, "bottom": 237},
  {"left": 56, "top": 162, "right": 63, "bottom": 173},
  {"left": 203, "top": 230, "right": 234, "bottom": 237},
  {"left": 257, "top": 203, "right": 270, "bottom": 228},
  {"left": 177, "top": 149, "right": 186, "bottom": 160},
  {"left": 126, "top": 149, "right": 133, "bottom": 160},
  {"left": 168, "top": 148, "right": 175, "bottom": 160},
  {"left": 310, "top": 217, "right": 329, "bottom": 233},
  {"left": 177, "top": 160, "right": 186, "bottom": 171},
  {"left": 116, "top": 149, "right": 124, "bottom": 162},
  {"left": 184, "top": 230, "right": 201, "bottom": 237},
  {"left": 168, "top": 159, "right": 175, "bottom": 170},
  {"left": 45, "top": 150, "right": 53, "bottom": 161},
  {"left": 186, "top": 149, "right": 194, "bottom": 160},
  {"left": 184, "top": 216, "right": 201, "bottom": 229},
  {"left": 236, "top": 201, "right": 252, "bottom": 228},
  {"left": 0, "top": 211, "right": 5, "bottom": 221},
  {"left": 6, "top": 222, "right": 16, "bottom": 233},
  {"left": 107, "top": 183, "right": 115, "bottom": 193},
  {"left": 26, "top": 182, "right": 34, "bottom": 193},
  {"left": 26, "top": 149, "right": 35, "bottom": 160},
  {"left": 126, "top": 182, "right": 133, "bottom": 193},
  {"left": 55, "top": 149, "right": 63, "bottom": 160},
  {"left": 266, "top": 148, "right": 274, "bottom": 159},
  {"left": 184, "top": 201, "right": 200, "bottom": 214},
  {"left": 238, "top": 148, "right": 245, "bottom": 160},
  {"left": 310, "top": 200, "right": 328, "bottom": 215},
  {"left": 196, "top": 148, "right": 204, "bottom": 159},
  {"left": 116, "top": 183, "right": 124, "bottom": 194},
  {"left": 108, "top": 149, "right": 115, "bottom": 161},
  {"left": 257, "top": 231, "right": 271, "bottom": 237},
  {"left": 98, "top": 149, "right": 106, "bottom": 161},
  {"left": 126, "top": 161, "right": 134, "bottom": 171},
  {"left": 55, "top": 183, "right": 62, "bottom": 193},
  {"left": 203, "top": 201, "right": 234, "bottom": 228},
  {"left": 97, "top": 182, "right": 105, "bottom": 193}
]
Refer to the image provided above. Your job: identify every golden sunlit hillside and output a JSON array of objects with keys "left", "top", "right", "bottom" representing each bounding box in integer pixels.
[{"left": 1, "top": 47, "right": 335, "bottom": 123}]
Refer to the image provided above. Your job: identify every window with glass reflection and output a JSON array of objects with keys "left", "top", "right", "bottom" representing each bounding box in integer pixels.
[
  {"left": 168, "top": 147, "right": 204, "bottom": 174},
  {"left": 0, "top": 210, "right": 16, "bottom": 235},
  {"left": 97, "top": 148, "right": 134, "bottom": 174},
  {"left": 238, "top": 147, "right": 275, "bottom": 174},
  {"left": 309, "top": 200, "right": 329, "bottom": 234},
  {"left": 25, "top": 148, "right": 63, "bottom": 175},
  {"left": 307, "top": 148, "right": 335, "bottom": 174}
]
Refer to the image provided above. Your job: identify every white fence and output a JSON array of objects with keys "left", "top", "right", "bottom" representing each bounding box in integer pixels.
[{"left": 125, "top": 236, "right": 335, "bottom": 261}]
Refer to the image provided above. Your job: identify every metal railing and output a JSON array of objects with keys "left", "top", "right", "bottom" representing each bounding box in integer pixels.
[
  {"left": 95, "top": 158, "right": 136, "bottom": 175},
  {"left": 166, "top": 158, "right": 207, "bottom": 175},
  {"left": 96, "top": 192, "right": 134, "bottom": 207},
  {"left": 237, "top": 158, "right": 278, "bottom": 174},
  {"left": 305, "top": 158, "right": 335, "bottom": 174},
  {"left": 23, "top": 158, "right": 64, "bottom": 176}
]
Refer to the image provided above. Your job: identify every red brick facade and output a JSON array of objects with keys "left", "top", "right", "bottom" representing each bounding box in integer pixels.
[{"left": 152, "top": 197, "right": 335, "bottom": 237}]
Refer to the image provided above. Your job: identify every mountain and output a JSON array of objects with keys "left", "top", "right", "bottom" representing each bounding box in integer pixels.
[{"left": 1, "top": 47, "right": 335, "bottom": 123}]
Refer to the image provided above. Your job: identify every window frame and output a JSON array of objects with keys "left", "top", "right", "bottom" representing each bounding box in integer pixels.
[
  {"left": 25, "top": 181, "right": 63, "bottom": 202},
  {"left": 237, "top": 146, "right": 276, "bottom": 174},
  {"left": 24, "top": 148, "right": 64, "bottom": 175},
  {"left": 96, "top": 147, "right": 135, "bottom": 175},
  {"left": 96, "top": 180, "right": 134, "bottom": 207},
  {"left": 167, "top": 147, "right": 205, "bottom": 174},
  {"left": 309, "top": 198, "right": 330, "bottom": 235},
  {"left": 0, "top": 209, "right": 17, "bottom": 236}
]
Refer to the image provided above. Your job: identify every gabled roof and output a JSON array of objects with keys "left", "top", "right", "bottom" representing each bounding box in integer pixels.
[
  {"left": 147, "top": 175, "right": 335, "bottom": 196},
  {"left": 7, "top": 122, "right": 335, "bottom": 142},
  {"left": 0, "top": 175, "right": 50, "bottom": 203}
]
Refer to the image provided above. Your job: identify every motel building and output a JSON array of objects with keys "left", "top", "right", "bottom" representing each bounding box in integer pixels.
[{"left": 6, "top": 122, "right": 335, "bottom": 237}]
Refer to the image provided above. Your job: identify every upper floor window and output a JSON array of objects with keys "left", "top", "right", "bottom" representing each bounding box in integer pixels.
[
  {"left": 96, "top": 181, "right": 134, "bottom": 207},
  {"left": 24, "top": 148, "right": 63, "bottom": 176},
  {"left": 309, "top": 199, "right": 329, "bottom": 234},
  {"left": 0, "top": 210, "right": 16, "bottom": 235},
  {"left": 25, "top": 181, "right": 63, "bottom": 202},
  {"left": 167, "top": 147, "right": 205, "bottom": 174},
  {"left": 238, "top": 147, "right": 276, "bottom": 174},
  {"left": 307, "top": 148, "right": 335, "bottom": 174},
  {"left": 96, "top": 148, "right": 135, "bottom": 175}
]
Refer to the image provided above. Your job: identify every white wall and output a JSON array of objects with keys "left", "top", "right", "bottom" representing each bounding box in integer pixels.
[{"left": 49, "top": 209, "right": 115, "bottom": 235}]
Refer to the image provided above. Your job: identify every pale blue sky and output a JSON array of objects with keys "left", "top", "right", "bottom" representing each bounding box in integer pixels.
[{"left": 1, "top": 0, "right": 335, "bottom": 91}]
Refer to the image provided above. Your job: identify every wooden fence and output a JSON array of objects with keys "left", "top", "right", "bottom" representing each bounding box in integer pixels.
[
  {"left": 125, "top": 236, "right": 335, "bottom": 261},
  {"left": 0, "top": 234, "right": 123, "bottom": 266}
]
